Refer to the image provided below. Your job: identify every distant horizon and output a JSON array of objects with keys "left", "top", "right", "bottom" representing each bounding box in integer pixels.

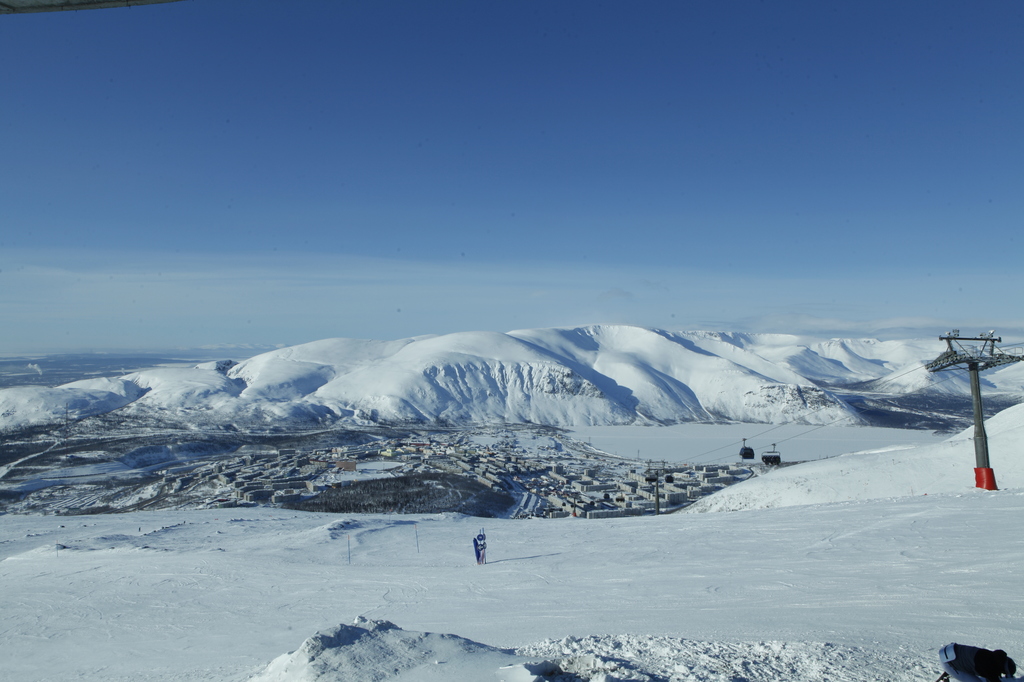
[
  {"left": 4, "top": 318, "right": 1024, "bottom": 359},
  {"left": 3, "top": 2, "right": 1022, "bottom": 354}
]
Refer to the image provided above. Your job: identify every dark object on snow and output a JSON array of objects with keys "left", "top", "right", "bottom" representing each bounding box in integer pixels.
[
  {"left": 473, "top": 529, "right": 486, "bottom": 565},
  {"left": 940, "top": 642, "right": 1016, "bottom": 682}
]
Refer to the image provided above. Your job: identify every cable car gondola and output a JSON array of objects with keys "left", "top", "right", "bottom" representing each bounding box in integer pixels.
[
  {"left": 739, "top": 438, "right": 755, "bottom": 460},
  {"left": 762, "top": 444, "right": 782, "bottom": 466}
]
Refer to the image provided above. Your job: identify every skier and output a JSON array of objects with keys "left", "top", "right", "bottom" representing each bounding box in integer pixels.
[
  {"left": 938, "top": 643, "right": 1016, "bottom": 682},
  {"left": 473, "top": 529, "right": 486, "bottom": 565}
]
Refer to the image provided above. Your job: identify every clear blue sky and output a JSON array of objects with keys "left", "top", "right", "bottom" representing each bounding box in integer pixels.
[{"left": 2, "top": 1, "right": 1022, "bottom": 354}]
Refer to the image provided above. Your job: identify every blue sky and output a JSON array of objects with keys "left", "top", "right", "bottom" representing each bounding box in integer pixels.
[{"left": 1, "top": 1, "right": 1022, "bottom": 354}]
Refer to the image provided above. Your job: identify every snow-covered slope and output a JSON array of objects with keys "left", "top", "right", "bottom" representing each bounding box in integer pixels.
[
  {"left": 5, "top": 403, "right": 1024, "bottom": 680},
  {"left": 1, "top": 325, "right": 1017, "bottom": 431},
  {"left": 689, "top": 402, "right": 1024, "bottom": 512},
  {"left": 0, "top": 377, "right": 147, "bottom": 430}
]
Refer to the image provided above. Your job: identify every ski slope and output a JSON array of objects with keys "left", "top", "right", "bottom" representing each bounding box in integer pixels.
[
  {"left": 3, "top": 405, "right": 1024, "bottom": 680},
  {"left": 689, "top": 402, "right": 1024, "bottom": 511}
]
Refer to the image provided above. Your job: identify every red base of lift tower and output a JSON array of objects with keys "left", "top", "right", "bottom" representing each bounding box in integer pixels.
[{"left": 974, "top": 467, "right": 998, "bottom": 491}]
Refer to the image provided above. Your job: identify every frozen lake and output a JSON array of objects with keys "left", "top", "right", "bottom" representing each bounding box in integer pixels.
[{"left": 568, "top": 423, "right": 950, "bottom": 465}]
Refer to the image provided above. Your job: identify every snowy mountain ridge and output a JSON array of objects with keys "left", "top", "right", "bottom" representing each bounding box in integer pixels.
[{"left": 1, "top": 324, "right": 1020, "bottom": 432}]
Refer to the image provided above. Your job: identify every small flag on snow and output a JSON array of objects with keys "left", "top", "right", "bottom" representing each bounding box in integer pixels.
[{"left": 473, "top": 528, "right": 486, "bottom": 565}]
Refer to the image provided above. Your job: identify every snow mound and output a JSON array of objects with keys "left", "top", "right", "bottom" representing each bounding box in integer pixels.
[
  {"left": 249, "top": 617, "right": 524, "bottom": 682},
  {"left": 251, "top": 619, "right": 932, "bottom": 682}
]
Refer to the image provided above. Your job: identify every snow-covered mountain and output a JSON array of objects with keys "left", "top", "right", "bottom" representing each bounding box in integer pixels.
[{"left": 1, "top": 325, "right": 1019, "bottom": 431}]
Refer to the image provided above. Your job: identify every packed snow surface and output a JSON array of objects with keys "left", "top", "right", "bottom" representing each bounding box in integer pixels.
[{"left": 4, "top": 403, "right": 1024, "bottom": 681}]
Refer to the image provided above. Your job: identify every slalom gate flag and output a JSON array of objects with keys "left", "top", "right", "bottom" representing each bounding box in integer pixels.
[{"left": 473, "top": 528, "right": 486, "bottom": 565}]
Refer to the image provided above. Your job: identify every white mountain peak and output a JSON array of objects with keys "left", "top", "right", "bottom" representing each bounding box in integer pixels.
[{"left": 1, "top": 324, "right": 1017, "bottom": 432}]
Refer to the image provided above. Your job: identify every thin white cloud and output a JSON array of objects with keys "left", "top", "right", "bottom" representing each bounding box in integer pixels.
[{"left": 2, "top": 248, "right": 1022, "bottom": 353}]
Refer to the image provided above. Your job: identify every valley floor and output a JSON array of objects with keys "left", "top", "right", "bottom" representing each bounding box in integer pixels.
[{"left": 569, "top": 422, "right": 949, "bottom": 463}]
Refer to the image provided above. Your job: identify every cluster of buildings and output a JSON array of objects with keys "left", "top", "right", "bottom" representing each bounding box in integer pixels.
[
  {"left": 160, "top": 448, "right": 325, "bottom": 505},
  {"left": 153, "top": 431, "right": 753, "bottom": 517},
  {"left": 539, "top": 463, "right": 747, "bottom": 519},
  {"left": 310, "top": 434, "right": 752, "bottom": 519}
]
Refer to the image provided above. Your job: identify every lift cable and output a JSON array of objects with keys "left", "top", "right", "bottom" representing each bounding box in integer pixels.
[{"left": 686, "top": 360, "right": 970, "bottom": 464}]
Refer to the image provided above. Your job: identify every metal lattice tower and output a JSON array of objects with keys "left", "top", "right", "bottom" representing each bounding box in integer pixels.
[
  {"left": 925, "top": 330, "right": 1024, "bottom": 489},
  {"left": 643, "top": 460, "right": 670, "bottom": 515}
]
